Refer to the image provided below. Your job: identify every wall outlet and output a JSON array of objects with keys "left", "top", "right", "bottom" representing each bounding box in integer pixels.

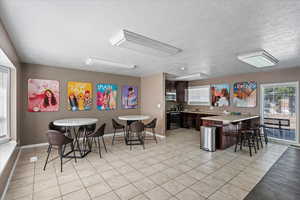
[{"left": 30, "top": 156, "right": 38, "bottom": 162}]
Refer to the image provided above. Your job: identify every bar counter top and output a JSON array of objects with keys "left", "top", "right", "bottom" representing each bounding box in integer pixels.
[{"left": 201, "top": 114, "right": 260, "bottom": 125}]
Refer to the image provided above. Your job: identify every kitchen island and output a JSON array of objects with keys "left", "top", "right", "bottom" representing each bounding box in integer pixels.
[{"left": 201, "top": 114, "right": 260, "bottom": 150}]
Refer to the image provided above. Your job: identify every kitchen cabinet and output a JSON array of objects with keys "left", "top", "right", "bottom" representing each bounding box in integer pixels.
[
  {"left": 175, "top": 81, "right": 188, "bottom": 103},
  {"left": 165, "top": 80, "right": 188, "bottom": 103},
  {"left": 181, "top": 112, "right": 216, "bottom": 130}
]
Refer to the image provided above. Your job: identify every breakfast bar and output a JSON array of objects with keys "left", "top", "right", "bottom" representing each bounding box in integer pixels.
[{"left": 201, "top": 114, "right": 260, "bottom": 149}]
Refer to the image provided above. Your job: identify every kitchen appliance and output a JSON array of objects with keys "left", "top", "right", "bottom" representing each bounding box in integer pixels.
[
  {"left": 200, "top": 126, "right": 216, "bottom": 152},
  {"left": 165, "top": 92, "right": 176, "bottom": 101}
]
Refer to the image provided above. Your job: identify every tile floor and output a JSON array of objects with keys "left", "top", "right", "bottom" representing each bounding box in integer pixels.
[{"left": 4, "top": 128, "right": 287, "bottom": 200}]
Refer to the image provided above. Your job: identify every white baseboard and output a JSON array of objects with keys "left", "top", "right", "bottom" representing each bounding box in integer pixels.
[{"left": 20, "top": 131, "right": 165, "bottom": 149}]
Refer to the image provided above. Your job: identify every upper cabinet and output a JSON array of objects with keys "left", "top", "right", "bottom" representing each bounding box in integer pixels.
[
  {"left": 165, "top": 80, "right": 188, "bottom": 103},
  {"left": 176, "top": 81, "right": 188, "bottom": 103}
]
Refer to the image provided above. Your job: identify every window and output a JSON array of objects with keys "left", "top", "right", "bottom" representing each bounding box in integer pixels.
[
  {"left": 0, "top": 66, "right": 9, "bottom": 140},
  {"left": 261, "top": 82, "right": 298, "bottom": 143},
  {"left": 188, "top": 85, "right": 210, "bottom": 105}
]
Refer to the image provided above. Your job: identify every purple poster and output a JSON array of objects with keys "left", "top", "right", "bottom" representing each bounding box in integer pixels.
[{"left": 122, "top": 86, "right": 138, "bottom": 109}]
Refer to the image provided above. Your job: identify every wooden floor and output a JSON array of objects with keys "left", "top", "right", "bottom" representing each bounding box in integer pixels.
[{"left": 245, "top": 147, "right": 300, "bottom": 200}]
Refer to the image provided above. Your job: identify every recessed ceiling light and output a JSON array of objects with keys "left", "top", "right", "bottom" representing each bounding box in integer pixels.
[
  {"left": 180, "top": 67, "right": 185, "bottom": 71},
  {"left": 85, "top": 58, "right": 136, "bottom": 69},
  {"left": 110, "top": 29, "right": 182, "bottom": 56},
  {"left": 237, "top": 50, "right": 279, "bottom": 68},
  {"left": 175, "top": 73, "right": 207, "bottom": 80}
]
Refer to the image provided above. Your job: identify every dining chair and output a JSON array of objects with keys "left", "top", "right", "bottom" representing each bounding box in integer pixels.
[
  {"left": 48, "top": 121, "right": 67, "bottom": 134},
  {"left": 87, "top": 123, "right": 107, "bottom": 158},
  {"left": 130, "top": 121, "right": 145, "bottom": 150},
  {"left": 143, "top": 118, "right": 158, "bottom": 143},
  {"left": 111, "top": 119, "right": 126, "bottom": 145},
  {"left": 43, "top": 130, "right": 76, "bottom": 172}
]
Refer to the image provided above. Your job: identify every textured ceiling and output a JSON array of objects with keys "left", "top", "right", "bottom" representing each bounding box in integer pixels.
[{"left": 0, "top": 0, "right": 300, "bottom": 78}]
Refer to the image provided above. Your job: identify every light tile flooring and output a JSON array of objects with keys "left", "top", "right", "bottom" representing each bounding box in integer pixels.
[{"left": 4, "top": 128, "right": 287, "bottom": 200}]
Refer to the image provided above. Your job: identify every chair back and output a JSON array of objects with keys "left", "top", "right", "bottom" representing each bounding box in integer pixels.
[
  {"left": 92, "top": 123, "right": 106, "bottom": 137},
  {"left": 131, "top": 121, "right": 144, "bottom": 133},
  {"left": 112, "top": 119, "right": 122, "bottom": 129},
  {"left": 49, "top": 121, "right": 66, "bottom": 133},
  {"left": 46, "top": 130, "right": 71, "bottom": 146},
  {"left": 86, "top": 123, "right": 96, "bottom": 133},
  {"left": 146, "top": 118, "right": 157, "bottom": 128}
]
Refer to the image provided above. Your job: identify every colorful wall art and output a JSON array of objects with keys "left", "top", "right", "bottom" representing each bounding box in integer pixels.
[
  {"left": 122, "top": 85, "right": 138, "bottom": 109},
  {"left": 67, "top": 81, "right": 92, "bottom": 111},
  {"left": 211, "top": 84, "right": 230, "bottom": 107},
  {"left": 233, "top": 81, "right": 257, "bottom": 107},
  {"left": 28, "top": 79, "right": 59, "bottom": 112},
  {"left": 96, "top": 84, "right": 118, "bottom": 110}
]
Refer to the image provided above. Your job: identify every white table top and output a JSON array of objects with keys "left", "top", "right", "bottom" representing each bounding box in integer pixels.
[
  {"left": 201, "top": 115, "right": 260, "bottom": 125},
  {"left": 54, "top": 118, "right": 98, "bottom": 127},
  {"left": 118, "top": 115, "right": 150, "bottom": 121}
]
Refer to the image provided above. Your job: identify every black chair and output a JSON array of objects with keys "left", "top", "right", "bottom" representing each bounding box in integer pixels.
[
  {"left": 48, "top": 121, "right": 67, "bottom": 133},
  {"left": 129, "top": 121, "right": 145, "bottom": 150},
  {"left": 111, "top": 119, "right": 125, "bottom": 145},
  {"left": 87, "top": 123, "right": 107, "bottom": 158},
  {"left": 144, "top": 118, "right": 158, "bottom": 143},
  {"left": 43, "top": 130, "right": 76, "bottom": 172}
]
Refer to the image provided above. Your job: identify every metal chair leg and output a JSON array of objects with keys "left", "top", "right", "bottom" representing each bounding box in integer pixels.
[
  {"left": 43, "top": 145, "right": 52, "bottom": 171},
  {"left": 235, "top": 135, "right": 239, "bottom": 152},
  {"left": 102, "top": 136, "right": 107, "bottom": 152},
  {"left": 97, "top": 137, "right": 102, "bottom": 158},
  {"left": 59, "top": 147, "right": 63, "bottom": 172},
  {"left": 112, "top": 129, "right": 116, "bottom": 145},
  {"left": 248, "top": 137, "right": 252, "bottom": 157},
  {"left": 152, "top": 128, "right": 157, "bottom": 144},
  {"left": 71, "top": 143, "right": 77, "bottom": 163}
]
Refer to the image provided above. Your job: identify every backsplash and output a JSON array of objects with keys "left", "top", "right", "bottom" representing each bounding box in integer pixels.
[{"left": 184, "top": 104, "right": 259, "bottom": 115}]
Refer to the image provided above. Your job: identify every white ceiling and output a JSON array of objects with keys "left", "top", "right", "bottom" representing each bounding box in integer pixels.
[{"left": 1, "top": 0, "right": 300, "bottom": 78}]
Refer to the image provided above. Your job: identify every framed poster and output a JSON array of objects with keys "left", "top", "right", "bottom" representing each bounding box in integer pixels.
[
  {"left": 233, "top": 81, "right": 257, "bottom": 107},
  {"left": 96, "top": 84, "right": 117, "bottom": 110},
  {"left": 122, "top": 85, "right": 138, "bottom": 109},
  {"left": 28, "top": 79, "right": 59, "bottom": 112},
  {"left": 211, "top": 84, "right": 230, "bottom": 107},
  {"left": 67, "top": 81, "right": 92, "bottom": 111}
]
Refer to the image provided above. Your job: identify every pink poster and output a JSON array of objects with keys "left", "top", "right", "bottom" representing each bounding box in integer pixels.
[{"left": 28, "top": 79, "right": 59, "bottom": 112}]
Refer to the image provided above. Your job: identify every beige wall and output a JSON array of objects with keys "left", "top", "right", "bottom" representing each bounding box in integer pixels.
[
  {"left": 141, "top": 73, "right": 165, "bottom": 136},
  {"left": 0, "top": 20, "right": 21, "bottom": 197},
  {"left": 22, "top": 63, "right": 141, "bottom": 145},
  {"left": 188, "top": 67, "right": 300, "bottom": 143}
]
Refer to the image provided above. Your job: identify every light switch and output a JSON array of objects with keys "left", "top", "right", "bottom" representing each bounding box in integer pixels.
[{"left": 157, "top": 104, "right": 161, "bottom": 108}]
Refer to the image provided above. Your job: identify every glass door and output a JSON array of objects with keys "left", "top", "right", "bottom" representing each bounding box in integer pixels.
[{"left": 261, "top": 82, "right": 298, "bottom": 143}]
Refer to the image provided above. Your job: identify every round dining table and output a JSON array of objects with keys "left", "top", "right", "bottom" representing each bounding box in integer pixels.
[
  {"left": 54, "top": 118, "right": 98, "bottom": 158},
  {"left": 118, "top": 115, "right": 150, "bottom": 148}
]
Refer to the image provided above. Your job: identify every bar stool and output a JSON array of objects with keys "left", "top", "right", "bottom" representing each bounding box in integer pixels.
[{"left": 233, "top": 123, "right": 258, "bottom": 157}]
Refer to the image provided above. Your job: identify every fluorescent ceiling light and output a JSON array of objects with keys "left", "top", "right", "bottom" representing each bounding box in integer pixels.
[
  {"left": 110, "top": 29, "right": 182, "bottom": 56},
  {"left": 237, "top": 50, "right": 279, "bottom": 68},
  {"left": 175, "top": 73, "right": 207, "bottom": 80},
  {"left": 85, "top": 58, "right": 136, "bottom": 69}
]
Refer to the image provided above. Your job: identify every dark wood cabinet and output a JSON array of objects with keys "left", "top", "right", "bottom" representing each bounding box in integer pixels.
[
  {"left": 175, "top": 81, "right": 188, "bottom": 103},
  {"left": 165, "top": 81, "right": 188, "bottom": 103},
  {"left": 181, "top": 112, "right": 216, "bottom": 130}
]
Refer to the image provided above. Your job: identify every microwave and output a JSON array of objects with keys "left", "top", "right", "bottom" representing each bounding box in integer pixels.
[{"left": 166, "top": 92, "right": 176, "bottom": 101}]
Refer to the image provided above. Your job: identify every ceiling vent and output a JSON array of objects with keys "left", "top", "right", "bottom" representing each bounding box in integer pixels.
[
  {"left": 110, "top": 29, "right": 182, "bottom": 56},
  {"left": 237, "top": 50, "right": 279, "bottom": 68}
]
